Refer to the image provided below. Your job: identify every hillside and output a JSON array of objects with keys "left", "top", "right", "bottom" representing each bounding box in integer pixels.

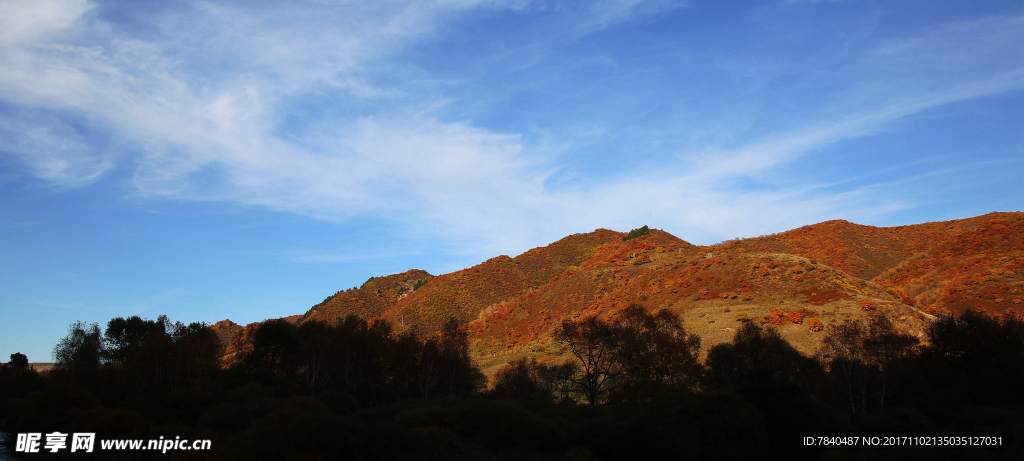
[
  {"left": 210, "top": 319, "right": 243, "bottom": 350},
  {"left": 219, "top": 213, "right": 1024, "bottom": 375},
  {"left": 719, "top": 212, "right": 1024, "bottom": 316},
  {"left": 375, "top": 229, "right": 674, "bottom": 335},
  {"left": 464, "top": 235, "right": 924, "bottom": 375},
  {"left": 298, "top": 269, "right": 434, "bottom": 324}
]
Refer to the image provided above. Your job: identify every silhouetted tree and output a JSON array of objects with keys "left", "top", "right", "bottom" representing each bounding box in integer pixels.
[
  {"left": 8, "top": 352, "right": 28, "bottom": 369},
  {"left": 388, "top": 330, "right": 423, "bottom": 399},
  {"left": 490, "top": 357, "right": 576, "bottom": 402},
  {"left": 169, "top": 321, "right": 222, "bottom": 389},
  {"left": 332, "top": 315, "right": 394, "bottom": 403},
  {"left": 52, "top": 321, "right": 104, "bottom": 389},
  {"left": 239, "top": 319, "right": 300, "bottom": 380},
  {"left": 555, "top": 316, "right": 620, "bottom": 405},
  {"left": 297, "top": 319, "right": 335, "bottom": 396},
  {"left": 922, "top": 309, "right": 1024, "bottom": 405},
  {"left": 103, "top": 315, "right": 173, "bottom": 393},
  {"left": 1, "top": 352, "right": 43, "bottom": 398},
  {"left": 101, "top": 315, "right": 221, "bottom": 393},
  {"left": 862, "top": 315, "right": 919, "bottom": 408},
  {"left": 705, "top": 321, "right": 806, "bottom": 391},
  {"left": 613, "top": 304, "right": 701, "bottom": 400},
  {"left": 817, "top": 316, "right": 919, "bottom": 414},
  {"left": 362, "top": 318, "right": 395, "bottom": 402},
  {"left": 491, "top": 358, "right": 544, "bottom": 400},
  {"left": 437, "top": 317, "right": 486, "bottom": 396},
  {"left": 417, "top": 336, "right": 441, "bottom": 399},
  {"left": 104, "top": 316, "right": 160, "bottom": 365},
  {"left": 817, "top": 320, "right": 871, "bottom": 414}
]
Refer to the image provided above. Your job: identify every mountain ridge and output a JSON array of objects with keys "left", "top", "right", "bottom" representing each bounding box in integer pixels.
[{"left": 220, "top": 212, "right": 1024, "bottom": 375}]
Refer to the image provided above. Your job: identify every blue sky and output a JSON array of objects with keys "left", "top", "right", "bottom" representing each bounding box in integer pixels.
[{"left": 1, "top": 0, "right": 1022, "bottom": 362}]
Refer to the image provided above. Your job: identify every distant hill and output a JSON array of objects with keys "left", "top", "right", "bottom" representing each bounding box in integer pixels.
[{"left": 219, "top": 212, "right": 1024, "bottom": 376}]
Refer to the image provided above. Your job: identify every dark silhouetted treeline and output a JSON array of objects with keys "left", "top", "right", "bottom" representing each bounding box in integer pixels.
[
  {"left": 3, "top": 309, "right": 1023, "bottom": 459},
  {"left": 228, "top": 315, "right": 485, "bottom": 402}
]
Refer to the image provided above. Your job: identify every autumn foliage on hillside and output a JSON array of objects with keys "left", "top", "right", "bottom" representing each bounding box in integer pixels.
[
  {"left": 375, "top": 230, "right": 624, "bottom": 337},
  {"left": 300, "top": 269, "right": 434, "bottom": 324},
  {"left": 210, "top": 319, "right": 243, "bottom": 351},
  {"left": 720, "top": 212, "right": 1024, "bottom": 316},
  {"left": 221, "top": 214, "right": 1024, "bottom": 380},
  {"left": 465, "top": 241, "right": 879, "bottom": 360},
  {"left": 581, "top": 228, "right": 694, "bottom": 270},
  {"left": 875, "top": 213, "right": 1024, "bottom": 316}
]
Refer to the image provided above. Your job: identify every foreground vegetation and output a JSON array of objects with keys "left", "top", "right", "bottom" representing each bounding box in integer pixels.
[{"left": 2, "top": 308, "right": 1023, "bottom": 460}]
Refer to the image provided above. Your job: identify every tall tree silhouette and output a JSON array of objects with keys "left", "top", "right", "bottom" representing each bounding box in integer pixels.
[
  {"left": 613, "top": 304, "right": 701, "bottom": 400},
  {"left": 240, "top": 319, "right": 300, "bottom": 380},
  {"left": 1, "top": 352, "right": 43, "bottom": 397},
  {"left": 490, "top": 357, "right": 576, "bottom": 402},
  {"left": 817, "top": 316, "right": 919, "bottom": 413},
  {"left": 923, "top": 309, "right": 1024, "bottom": 404},
  {"left": 437, "top": 317, "right": 485, "bottom": 396},
  {"left": 705, "top": 321, "right": 805, "bottom": 391},
  {"left": 52, "top": 321, "right": 104, "bottom": 389},
  {"left": 297, "top": 319, "right": 335, "bottom": 396},
  {"left": 555, "top": 316, "right": 620, "bottom": 405},
  {"left": 169, "top": 321, "right": 222, "bottom": 389},
  {"left": 104, "top": 315, "right": 173, "bottom": 393}
]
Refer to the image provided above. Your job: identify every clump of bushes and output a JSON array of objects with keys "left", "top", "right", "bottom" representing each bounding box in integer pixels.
[
  {"left": 622, "top": 225, "right": 650, "bottom": 242},
  {"left": 413, "top": 277, "right": 432, "bottom": 291},
  {"left": 630, "top": 253, "right": 651, "bottom": 265},
  {"left": 765, "top": 309, "right": 787, "bottom": 325}
]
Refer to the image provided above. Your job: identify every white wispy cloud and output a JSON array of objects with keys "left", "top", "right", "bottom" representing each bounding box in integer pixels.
[
  {"left": 0, "top": 0, "right": 1020, "bottom": 259},
  {"left": 0, "top": 0, "right": 93, "bottom": 44}
]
